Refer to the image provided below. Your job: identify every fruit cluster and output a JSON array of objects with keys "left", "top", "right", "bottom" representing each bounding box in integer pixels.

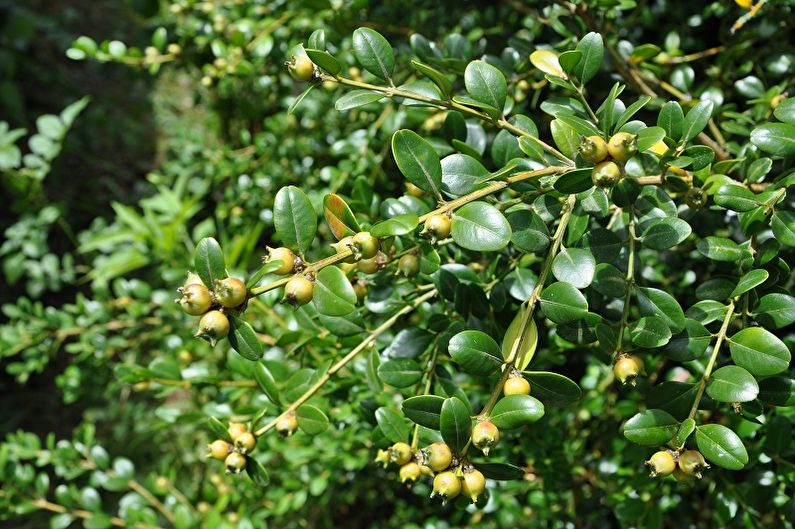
[
  {"left": 176, "top": 273, "right": 247, "bottom": 345},
  {"left": 579, "top": 132, "right": 638, "bottom": 188},
  {"left": 207, "top": 423, "right": 258, "bottom": 474},
  {"left": 646, "top": 449, "right": 710, "bottom": 480}
]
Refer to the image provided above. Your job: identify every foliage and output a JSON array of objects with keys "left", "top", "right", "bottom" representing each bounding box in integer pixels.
[{"left": 2, "top": 1, "right": 795, "bottom": 528}]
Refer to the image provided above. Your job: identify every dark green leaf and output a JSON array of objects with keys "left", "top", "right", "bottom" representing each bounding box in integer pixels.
[
  {"left": 730, "top": 269, "right": 769, "bottom": 298},
  {"left": 729, "top": 327, "right": 791, "bottom": 376},
  {"left": 375, "top": 407, "right": 409, "bottom": 443},
  {"left": 636, "top": 287, "right": 686, "bottom": 333},
  {"left": 523, "top": 371, "right": 582, "bottom": 406},
  {"left": 441, "top": 153, "right": 488, "bottom": 197},
  {"left": 490, "top": 394, "right": 544, "bottom": 429},
  {"left": 475, "top": 462, "right": 525, "bottom": 481},
  {"left": 539, "top": 282, "right": 589, "bottom": 324},
  {"left": 464, "top": 60, "right": 507, "bottom": 112},
  {"left": 246, "top": 457, "right": 270, "bottom": 486},
  {"left": 253, "top": 362, "right": 281, "bottom": 405},
  {"left": 695, "top": 424, "right": 748, "bottom": 470},
  {"left": 304, "top": 48, "right": 340, "bottom": 75},
  {"left": 411, "top": 60, "right": 453, "bottom": 98},
  {"left": 451, "top": 201, "right": 511, "bottom": 251},
  {"left": 370, "top": 214, "right": 419, "bottom": 237},
  {"left": 208, "top": 416, "right": 230, "bottom": 441},
  {"left": 771, "top": 211, "right": 795, "bottom": 246},
  {"left": 402, "top": 395, "right": 444, "bottom": 429},
  {"left": 662, "top": 319, "right": 711, "bottom": 362},
  {"left": 334, "top": 90, "right": 384, "bottom": 111},
  {"left": 323, "top": 193, "right": 361, "bottom": 240},
  {"left": 623, "top": 409, "right": 679, "bottom": 446},
  {"left": 573, "top": 32, "right": 604, "bottom": 85},
  {"left": 658, "top": 102, "right": 684, "bottom": 141},
  {"left": 352, "top": 28, "right": 394, "bottom": 81},
  {"left": 714, "top": 185, "right": 760, "bottom": 212},
  {"left": 706, "top": 365, "right": 759, "bottom": 403},
  {"left": 551, "top": 248, "right": 596, "bottom": 289},
  {"left": 228, "top": 316, "right": 264, "bottom": 361},
  {"left": 296, "top": 405, "right": 329, "bottom": 435},
  {"left": 274, "top": 186, "right": 317, "bottom": 254},
  {"left": 448, "top": 330, "right": 503, "bottom": 376},
  {"left": 194, "top": 237, "right": 225, "bottom": 288},
  {"left": 697, "top": 236, "right": 746, "bottom": 262},
  {"left": 641, "top": 217, "right": 692, "bottom": 249},
  {"left": 751, "top": 123, "right": 795, "bottom": 157},
  {"left": 313, "top": 266, "right": 357, "bottom": 316},
  {"left": 753, "top": 293, "right": 795, "bottom": 329},
  {"left": 440, "top": 397, "right": 471, "bottom": 452},
  {"left": 553, "top": 168, "right": 594, "bottom": 194},
  {"left": 377, "top": 358, "right": 424, "bottom": 387},
  {"left": 629, "top": 316, "right": 672, "bottom": 348},
  {"left": 681, "top": 100, "right": 713, "bottom": 142},
  {"left": 392, "top": 129, "right": 443, "bottom": 198},
  {"left": 758, "top": 377, "right": 795, "bottom": 406}
]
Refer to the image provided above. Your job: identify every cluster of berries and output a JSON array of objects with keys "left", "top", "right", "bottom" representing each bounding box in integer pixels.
[
  {"left": 579, "top": 132, "right": 638, "bottom": 188},
  {"left": 206, "top": 423, "right": 258, "bottom": 474},
  {"left": 647, "top": 449, "right": 710, "bottom": 480},
  {"left": 176, "top": 273, "right": 247, "bottom": 345}
]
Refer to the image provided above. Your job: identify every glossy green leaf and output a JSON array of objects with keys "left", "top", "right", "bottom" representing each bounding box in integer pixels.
[
  {"left": 523, "top": 371, "right": 582, "bottom": 406},
  {"left": 540, "top": 282, "right": 589, "bottom": 324},
  {"left": 375, "top": 407, "right": 409, "bottom": 443},
  {"left": 370, "top": 214, "right": 419, "bottom": 237},
  {"left": 623, "top": 409, "right": 679, "bottom": 446},
  {"left": 681, "top": 100, "right": 713, "bottom": 142},
  {"left": 771, "top": 211, "right": 795, "bottom": 246},
  {"left": 553, "top": 168, "right": 594, "bottom": 194},
  {"left": 758, "top": 377, "right": 795, "bottom": 406},
  {"left": 773, "top": 97, "right": 795, "bottom": 124},
  {"left": 253, "top": 362, "right": 281, "bottom": 405},
  {"left": 490, "top": 394, "right": 544, "bottom": 429},
  {"left": 451, "top": 201, "right": 511, "bottom": 251},
  {"left": 730, "top": 269, "right": 768, "bottom": 298},
  {"left": 475, "top": 462, "right": 525, "bottom": 481},
  {"left": 751, "top": 123, "right": 795, "bottom": 157},
  {"left": 729, "top": 327, "right": 791, "bottom": 376},
  {"left": 384, "top": 328, "right": 433, "bottom": 359},
  {"left": 228, "top": 316, "right": 264, "bottom": 361},
  {"left": 296, "top": 404, "right": 329, "bottom": 435},
  {"left": 449, "top": 330, "right": 503, "bottom": 376},
  {"left": 572, "top": 32, "right": 604, "bottom": 85},
  {"left": 713, "top": 184, "right": 760, "bottom": 212},
  {"left": 674, "top": 418, "right": 696, "bottom": 448},
  {"left": 658, "top": 102, "right": 684, "bottom": 141},
  {"left": 464, "top": 60, "right": 507, "bottom": 112},
  {"left": 411, "top": 59, "right": 452, "bottom": 98},
  {"left": 323, "top": 193, "right": 360, "bottom": 240},
  {"left": 641, "top": 217, "right": 691, "bottom": 249},
  {"left": 636, "top": 126, "right": 666, "bottom": 152},
  {"left": 555, "top": 113, "right": 600, "bottom": 137},
  {"left": 246, "top": 457, "right": 270, "bottom": 487},
  {"left": 552, "top": 248, "right": 596, "bottom": 289},
  {"left": 508, "top": 209, "right": 550, "bottom": 252},
  {"left": 440, "top": 397, "right": 471, "bottom": 452},
  {"left": 313, "top": 266, "right": 357, "bottom": 317},
  {"left": 550, "top": 119, "right": 579, "bottom": 159},
  {"left": 274, "top": 186, "right": 317, "bottom": 254},
  {"left": 392, "top": 129, "right": 443, "bottom": 198},
  {"left": 629, "top": 316, "right": 672, "bottom": 348},
  {"left": 615, "top": 96, "right": 651, "bottom": 132},
  {"left": 334, "top": 90, "right": 384, "bottom": 111},
  {"left": 662, "top": 319, "right": 711, "bottom": 362},
  {"left": 352, "top": 28, "right": 394, "bottom": 81},
  {"left": 753, "top": 293, "right": 795, "bottom": 329},
  {"left": 636, "top": 287, "right": 686, "bottom": 333},
  {"left": 377, "top": 358, "right": 423, "bottom": 388},
  {"left": 208, "top": 416, "right": 230, "bottom": 442},
  {"left": 706, "top": 365, "right": 759, "bottom": 403},
  {"left": 402, "top": 395, "right": 444, "bottom": 429},
  {"left": 695, "top": 424, "right": 748, "bottom": 470},
  {"left": 194, "top": 237, "right": 225, "bottom": 288},
  {"left": 697, "top": 236, "right": 746, "bottom": 262},
  {"left": 441, "top": 153, "right": 488, "bottom": 197}
]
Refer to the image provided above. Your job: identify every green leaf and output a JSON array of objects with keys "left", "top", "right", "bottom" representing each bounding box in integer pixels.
[
  {"left": 697, "top": 236, "right": 746, "bottom": 262},
  {"left": 274, "top": 186, "right": 317, "bottom": 254},
  {"left": 753, "top": 293, "right": 795, "bottom": 329},
  {"left": 500, "top": 309, "right": 538, "bottom": 372},
  {"left": 402, "top": 395, "right": 444, "bottom": 429},
  {"left": 551, "top": 248, "right": 596, "bottom": 289},
  {"left": 771, "top": 211, "right": 795, "bottom": 246},
  {"left": 508, "top": 209, "right": 549, "bottom": 252},
  {"left": 375, "top": 407, "right": 409, "bottom": 443},
  {"left": 558, "top": 50, "right": 582, "bottom": 74},
  {"left": 440, "top": 397, "right": 471, "bottom": 452},
  {"left": 296, "top": 405, "right": 329, "bottom": 435},
  {"left": 334, "top": 90, "right": 384, "bottom": 111},
  {"left": 730, "top": 269, "right": 769, "bottom": 298},
  {"left": 352, "top": 28, "right": 394, "bottom": 81},
  {"left": 629, "top": 316, "right": 672, "bottom": 348},
  {"left": 751, "top": 123, "right": 795, "bottom": 157},
  {"left": 553, "top": 168, "right": 594, "bottom": 194},
  {"left": 555, "top": 113, "right": 600, "bottom": 137},
  {"left": 681, "top": 100, "right": 713, "bottom": 142},
  {"left": 392, "top": 129, "right": 443, "bottom": 198},
  {"left": 441, "top": 153, "right": 489, "bottom": 197},
  {"left": 729, "top": 327, "right": 791, "bottom": 376},
  {"left": 758, "top": 377, "right": 795, "bottom": 406},
  {"left": 674, "top": 418, "right": 696, "bottom": 448},
  {"left": 370, "top": 214, "right": 419, "bottom": 237},
  {"left": 475, "top": 462, "right": 525, "bottom": 481},
  {"left": 377, "top": 358, "right": 423, "bottom": 388},
  {"left": 539, "top": 282, "right": 589, "bottom": 324},
  {"left": 490, "top": 394, "right": 544, "bottom": 429},
  {"left": 451, "top": 201, "right": 511, "bottom": 251},
  {"left": 636, "top": 287, "right": 685, "bottom": 333},
  {"left": 636, "top": 126, "right": 666, "bottom": 152},
  {"left": 706, "top": 365, "right": 759, "bottom": 403},
  {"left": 228, "top": 316, "right": 264, "bottom": 361},
  {"left": 313, "top": 266, "right": 357, "bottom": 316},
  {"left": 464, "top": 60, "right": 507, "bottom": 112},
  {"left": 411, "top": 60, "right": 452, "bottom": 98},
  {"left": 641, "top": 217, "right": 691, "bottom": 249},
  {"left": 773, "top": 97, "right": 795, "bottom": 124},
  {"left": 304, "top": 48, "right": 341, "bottom": 75},
  {"left": 550, "top": 119, "right": 579, "bottom": 159},
  {"left": 323, "top": 193, "right": 361, "bottom": 240},
  {"left": 572, "top": 32, "right": 604, "bottom": 85},
  {"left": 208, "top": 416, "right": 230, "bottom": 442},
  {"left": 695, "top": 424, "right": 748, "bottom": 470},
  {"left": 763, "top": 416, "right": 792, "bottom": 455},
  {"left": 524, "top": 371, "right": 582, "bottom": 406},
  {"left": 615, "top": 96, "right": 651, "bottom": 132},
  {"left": 253, "top": 362, "right": 281, "bottom": 405},
  {"left": 623, "top": 409, "right": 679, "bottom": 446},
  {"left": 194, "top": 237, "right": 225, "bottom": 288},
  {"left": 658, "top": 101, "right": 684, "bottom": 141},
  {"left": 384, "top": 328, "right": 433, "bottom": 359},
  {"left": 246, "top": 457, "right": 270, "bottom": 486},
  {"left": 530, "top": 49, "right": 564, "bottom": 77},
  {"left": 662, "top": 319, "right": 712, "bottom": 362},
  {"left": 449, "top": 330, "right": 503, "bottom": 376},
  {"left": 713, "top": 184, "right": 760, "bottom": 212}
]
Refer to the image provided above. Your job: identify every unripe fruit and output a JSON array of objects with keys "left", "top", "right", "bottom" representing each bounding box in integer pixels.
[
  {"left": 224, "top": 452, "right": 247, "bottom": 474},
  {"left": 207, "top": 440, "right": 231, "bottom": 460},
  {"left": 214, "top": 277, "right": 247, "bottom": 308},
  {"left": 353, "top": 232, "right": 380, "bottom": 259},
  {"left": 646, "top": 450, "right": 676, "bottom": 477},
  {"left": 389, "top": 442, "right": 413, "bottom": 466},
  {"left": 197, "top": 310, "right": 230, "bottom": 344},
  {"left": 461, "top": 469, "right": 486, "bottom": 503},
  {"left": 579, "top": 135, "right": 609, "bottom": 164},
  {"left": 686, "top": 187, "right": 707, "bottom": 209},
  {"left": 234, "top": 432, "right": 257, "bottom": 454},
  {"left": 227, "top": 423, "right": 248, "bottom": 442},
  {"left": 177, "top": 283, "right": 213, "bottom": 315},
  {"left": 353, "top": 280, "right": 368, "bottom": 302},
  {"left": 592, "top": 161, "right": 622, "bottom": 188},
  {"left": 503, "top": 376, "right": 531, "bottom": 396},
  {"left": 288, "top": 55, "right": 314, "bottom": 82},
  {"left": 276, "top": 414, "right": 298, "bottom": 436},
  {"left": 678, "top": 450, "right": 709, "bottom": 478},
  {"left": 358, "top": 256, "right": 380, "bottom": 274},
  {"left": 613, "top": 355, "right": 642, "bottom": 385},
  {"left": 398, "top": 254, "right": 420, "bottom": 276},
  {"left": 406, "top": 182, "right": 425, "bottom": 197},
  {"left": 607, "top": 132, "right": 638, "bottom": 162},
  {"left": 183, "top": 271, "right": 204, "bottom": 288},
  {"left": 423, "top": 214, "right": 451, "bottom": 241},
  {"left": 266, "top": 247, "right": 296, "bottom": 275},
  {"left": 283, "top": 276, "right": 314, "bottom": 306},
  {"left": 399, "top": 462, "right": 421, "bottom": 484},
  {"left": 431, "top": 471, "right": 461, "bottom": 502},
  {"left": 472, "top": 421, "right": 500, "bottom": 456},
  {"left": 332, "top": 236, "right": 358, "bottom": 263},
  {"left": 425, "top": 442, "right": 452, "bottom": 472}
]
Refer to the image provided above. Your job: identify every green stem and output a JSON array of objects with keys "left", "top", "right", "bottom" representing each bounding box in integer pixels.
[
  {"left": 411, "top": 346, "right": 440, "bottom": 450},
  {"left": 615, "top": 207, "right": 636, "bottom": 354},
  {"left": 254, "top": 288, "right": 437, "bottom": 437},
  {"left": 687, "top": 300, "right": 736, "bottom": 420},
  {"left": 319, "top": 73, "right": 575, "bottom": 166}
]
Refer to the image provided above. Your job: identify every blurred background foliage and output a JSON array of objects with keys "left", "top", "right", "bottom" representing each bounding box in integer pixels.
[{"left": 1, "top": 0, "right": 793, "bottom": 528}]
